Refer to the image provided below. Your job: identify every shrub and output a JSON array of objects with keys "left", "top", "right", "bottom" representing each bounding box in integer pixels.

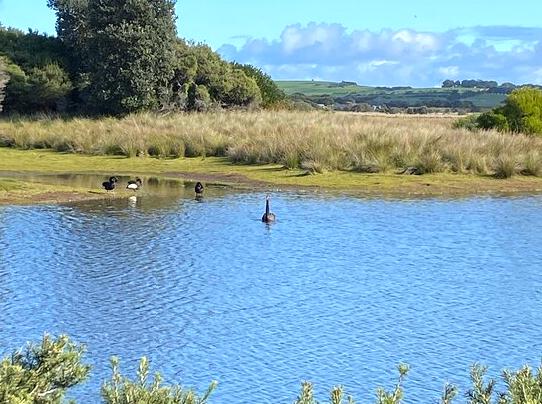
[
  {"left": 375, "top": 363, "right": 409, "bottom": 404},
  {"left": 476, "top": 111, "right": 509, "bottom": 131},
  {"left": 231, "top": 63, "right": 286, "bottom": 108},
  {"left": 101, "top": 356, "right": 216, "bottom": 404},
  {"left": 521, "top": 151, "right": 542, "bottom": 176},
  {"left": 453, "top": 114, "right": 479, "bottom": 131},
  {"left": 500, "top": 364, "right": 542, "bottom": 403},
  {"left": 494, "top": 154, "right": 517, "bottom": 178},
  {"left": 500, "top": 87, "right": 542, "bottom": 135},
  {"left": 294, "top": 382, "right": 354, "bottom": 404},
  {"left": 187, "top": 82, "right": 212, "bottom": 112},
  {"left": 459, "top": 88, "right": 542, "bottom": 135},
  {"left": 0, "top": 334, "right": 90, "bottom": 403},
  {"left": 3, "top": 335, "right": 542, "bottom": 403}
]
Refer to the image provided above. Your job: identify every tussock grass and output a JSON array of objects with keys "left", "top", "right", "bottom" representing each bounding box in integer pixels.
[{"left": 1, "top": 111, "right": 541, "bottom": 178}]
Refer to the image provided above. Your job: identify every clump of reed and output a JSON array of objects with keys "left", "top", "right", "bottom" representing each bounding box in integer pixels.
[{"left": 1, "top": 111, "right": 541, "bottom": 178}]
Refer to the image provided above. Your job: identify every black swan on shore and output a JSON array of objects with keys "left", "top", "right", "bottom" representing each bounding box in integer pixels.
[
  {"left": 195, "top": 182, "right": 204, "bottom": 196},
  {"left": 102, "top": 176, "right": 118, "bottom": 191},
  {"left": 127, "top": 177, "right": 142, "bottom": 191},
  {"left": 261, "top": 195, "right": 276, "bottom": 223}
]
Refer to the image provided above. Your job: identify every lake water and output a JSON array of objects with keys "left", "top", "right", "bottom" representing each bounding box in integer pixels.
[{"left": 1, "top": 176, "right": 542, "bottom": 403}]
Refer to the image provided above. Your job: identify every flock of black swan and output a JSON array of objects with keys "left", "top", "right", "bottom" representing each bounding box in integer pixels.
[{"left": 102, "top": 177, "right": 276, "bottom": 222}]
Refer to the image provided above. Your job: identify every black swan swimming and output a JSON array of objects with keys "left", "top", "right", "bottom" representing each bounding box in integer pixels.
[
  {"left": 261, "top": 195, "right": 276, "bottom": 223},
  {"left": 195, "top": 181, "right": 204, "bottom": 195}
]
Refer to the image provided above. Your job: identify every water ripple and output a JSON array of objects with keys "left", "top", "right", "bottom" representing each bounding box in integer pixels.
[{"left": 1, "top": 187, "right": 542, "bottom": 403}]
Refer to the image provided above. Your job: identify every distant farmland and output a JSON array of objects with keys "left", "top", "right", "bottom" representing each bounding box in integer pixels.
[{"left": 276, "top": 80, "right": 507, "bottom": 111}]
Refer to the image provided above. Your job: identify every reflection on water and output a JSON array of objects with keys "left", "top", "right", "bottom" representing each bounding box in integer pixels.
[
  {"left": 0, "top": 176, "right": 542, "bottom": 403},
  {"left": 0, "top": 172, "right": 230, "bottom": 199}
]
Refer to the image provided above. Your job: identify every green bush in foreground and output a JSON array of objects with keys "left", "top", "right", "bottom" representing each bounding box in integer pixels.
[
  {"left": 0, "top": 334, "right": 90, "bottom": 403},
  {"left": 2, "top": 334, "right": 542, "bottom": 403},
  {"left": 102, "top": 356, "right": 216, "bottom": 404}
]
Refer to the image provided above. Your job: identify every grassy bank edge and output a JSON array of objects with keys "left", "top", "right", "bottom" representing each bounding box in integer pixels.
[
  {"left": 1, "top": 148, "right": 542, "bottom": 205},
  {"left": 0, "top": 176, "right": 132, "bottom": 205}
]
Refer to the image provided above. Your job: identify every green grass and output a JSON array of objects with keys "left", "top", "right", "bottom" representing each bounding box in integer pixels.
[
  {"left": 0, "top": 176, "right": 123, "bottom": 204},
  {"left": 2, "top": 148, "right": 542, "bottom": 197},
  {"left": 276, "top": 80, "right": 505, "bottom": 108},
  {"left": 1, "top": 111, "right": 541, "bottom": 199},
  {"left": 2, "top": 111, "right": 540, "bottom": 178},
  {"left": 0, "top": 178, "right": 26, "bottom": 192},
  {"left": 463, "top": 93, "right": 507, "bottom": 108},
  {"left": 277, "top": 80, "right": 486, "bottom": 96},
  {"left": 277, "top": 80, "right": 374, "bottom": 96}
]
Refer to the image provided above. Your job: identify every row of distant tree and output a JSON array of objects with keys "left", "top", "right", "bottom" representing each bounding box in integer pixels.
[
  {"left": 0, "top": 0, "right": 286, "bottom": 115},
  {"left": 442, "top": 79, "right": 542, "bottom": 93}
]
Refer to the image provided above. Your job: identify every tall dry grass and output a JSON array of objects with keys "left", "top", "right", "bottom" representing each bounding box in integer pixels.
[{"left": 1, "top": 111, "right": 541, "bottom": 177}]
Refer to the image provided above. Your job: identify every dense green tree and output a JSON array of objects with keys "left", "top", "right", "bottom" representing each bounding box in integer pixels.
[
  {"left": 186, "top": 82, "right": 211, "bottom": 111},
  {"left": 172, "top": 40, "right": 198, "bottom": 87},
  {"left": 2, "top": 59, "right": 31, "bottom": 112},
  {"left": 47, "top": 0, "right": 89, "bottom": 58},
  {"left": 232, "top": 63, "right": 286, "bottom": 107},
  {"left": 0, "top": 27, "right": 73, "bottom": 113},
  {"left": 222, "top": 68, "right": 261, "bottom": 106},
  {"left": 0, "top": 27, "right": 67, "bottom": 71},
  {"left": 47, "top": 0, "right": 91, "bottom": 103},
  {"left": 461, "top": 79, "right": 499, "bottom": 89},
  {"left": 499, "top": 87, "right": 542, "bottom": 134},
  {"left": 84, "top": 0, "right": 178, "bottom": 114},
  {"left": 173, "top": 42, "right": 261, "bottom": 109},
  {"left": 0, "top": 334, "right": 90, "bottom": 403},
  {"left": 5, "top": 1, "right": 272, "bottom": 114},
  {"left": 28, "top": 63, "right": 73, "bottom": 111},
  {"left": 2, "top": 59, "right": 72, "bottom": 112},
  {"left": 470, "top": 87, "right": 542, "bottom": 135},
  {"left": 500, "top": 82, "right": 516, "bottom": 89}
]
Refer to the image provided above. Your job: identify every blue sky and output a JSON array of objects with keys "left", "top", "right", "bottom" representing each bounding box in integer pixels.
[{"left": 1, "top": 0, "right": 541, "bottom": 86}]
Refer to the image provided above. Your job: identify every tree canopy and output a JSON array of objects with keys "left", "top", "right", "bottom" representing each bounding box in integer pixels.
[
  {"left": 0, "top": 1, "right": 283, "bottom": 115},
  {"left": 0, "top": 27, "right": 73, "bottom": 112},
  {"left": 469, "top": 87, "right": 542, "bottom": 135},
  {"left": 232, "top": 62, "right": 286, "bottom": 108}
]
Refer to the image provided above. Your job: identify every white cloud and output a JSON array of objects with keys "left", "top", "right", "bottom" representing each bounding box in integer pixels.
[
  {"left": 392, "top": 30, "right": 439, "bottom": 51},
  {"left": 218, "top": 23, "right": 542, "bottom": 86},
  {"left": 533, "top": 68, "right": 542, "bottom": 84},
  {"left": 438, "top": 66, "right": 460, "bottom": 78}
]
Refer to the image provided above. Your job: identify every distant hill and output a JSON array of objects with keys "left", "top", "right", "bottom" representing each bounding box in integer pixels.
[{"left": 276, "top": 80, "right": 507, "bottom": 112}]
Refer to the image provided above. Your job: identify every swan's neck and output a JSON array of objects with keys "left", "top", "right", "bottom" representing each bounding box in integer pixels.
[{"left": 265, "top": 199, "right": 270, "bottom": 215}]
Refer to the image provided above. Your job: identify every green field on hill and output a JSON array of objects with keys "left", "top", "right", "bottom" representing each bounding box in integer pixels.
[{"left": 276, "top": 80, "right": 507, "bottom": 109}]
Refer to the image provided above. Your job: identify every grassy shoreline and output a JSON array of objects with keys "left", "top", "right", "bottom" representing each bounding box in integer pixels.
[
  {"left": 2, "top": 109, "right": 542, "bottom": 205},
  {"left": 0, "top": 176, "right": 129, "bottom": 205},
  {"left": 1, "top": 148, "right": 542, "bottom": 205},
  {"left": 2, "top": 111, "right": 542, "bottom": 179}
]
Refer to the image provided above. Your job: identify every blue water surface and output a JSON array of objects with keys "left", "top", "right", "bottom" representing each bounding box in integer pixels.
[{"left": 1, "top": 183, "right": 541, "bottom": 403}]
